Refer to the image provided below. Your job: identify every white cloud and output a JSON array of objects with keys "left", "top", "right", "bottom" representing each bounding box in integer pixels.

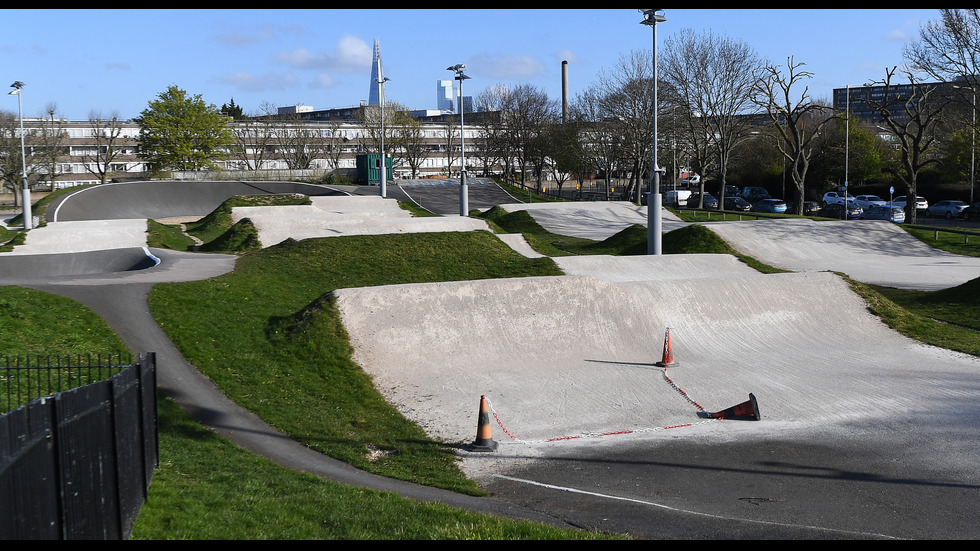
[
  {"left": 212, "top": 23, "right": 308, "bottom": 47},
  {"left": 471, "top": 52, "right": 545, "bottom": 79},
  {"left": 308, "top": 73, "right": 336, "bottom": 89},
  {"left": 274, "top": 35, "right": 371, "bottom": 73},
  {"left": 212, "top": 71, "right": 298, "bottom": 92},
  {"left": 555, "top": 49, "right": 579, "bottom": 65}
]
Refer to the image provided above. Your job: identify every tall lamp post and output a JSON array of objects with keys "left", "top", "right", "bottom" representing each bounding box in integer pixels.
[
  {"left": 970, "top": 89, "right": 976, "bottom": 205},
  {"left": 448, "top": 64, "right": 470, "bottom": 216},
  {"left": 9, "top": 81, "right": 31, "bottom": 230},
  {"left": 376, "top": 74, "right": 390, "bottom": 198},
  {"left": 640, "top": 9, "right": 665, "bottom": 255},
  {"left": 954, "top": 84, "right": 976, "bottom": 205}
]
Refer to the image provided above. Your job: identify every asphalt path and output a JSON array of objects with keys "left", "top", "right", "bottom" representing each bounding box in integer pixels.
[
  {"left": 3, "top": 180, "right": 980, "bottom": 539},
  {"left": 1, "top": 181, "right": 580, "bottom": 531}
]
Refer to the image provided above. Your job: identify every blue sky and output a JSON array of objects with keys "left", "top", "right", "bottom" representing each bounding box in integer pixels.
[{"left": 1, "top": 9, "right": 940, "bottom": 121}]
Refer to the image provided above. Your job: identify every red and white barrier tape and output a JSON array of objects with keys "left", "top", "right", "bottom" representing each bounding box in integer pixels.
[{"left": 483, "top": 373, "right": 716, "bottom": 445}]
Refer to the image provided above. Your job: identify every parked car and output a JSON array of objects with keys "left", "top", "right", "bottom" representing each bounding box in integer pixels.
[
  {"left": 687, "top": 192, "right": 719, "bottom": 209},
  {"left": 664, "top": 189, "right": 692, "bottom": 207},
  {"left": 801, "top": 201, "right": 822, "bottom": 216},
  {"left": 822, "top": 191, "right": 856, "bottom": 206},
  {"left": 817, "top": 202, "right": 863, "bottom": 219},
  {"left": 724, "top": 185, "right": 740, "bottom": 199},
  {"left": 963, "top": 201, "right": 980, "bottom": 220},
  {"left": 853, "top": 194, "right": 888, "bottom": 210},
  {"left": 926, "top": 199, "right": 968, "bottom": 218},
  {"left": 893, "top": 196, "right": 928, "bottom": 212},
  {"left": 742, "top": 186, "right": 771, "bottom": 203},
  {"left": 723, "top": 196, "right": 752, "bottom": 211},
  {"left": 863, "top": 204, "right": 905, "bottom": 223},
  {"left": 750, "top": 198, "right": 788, "bottom": 214}
]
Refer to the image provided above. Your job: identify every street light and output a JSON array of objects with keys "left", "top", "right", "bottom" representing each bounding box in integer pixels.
[
  {"left": 640, "top": 9, "right": 665, "bottom": 255},
  {"left": 8, "top": 81, "right": 31, "bottom": 230},
  {"left": 448, "top": 64, "right": 470, "bottom": 216},
  {"left": 954, "top": 84, "right": 976, "bottom": 205},
  {"left": 376, "top": 74, "right": 390, "bottom": 198}
]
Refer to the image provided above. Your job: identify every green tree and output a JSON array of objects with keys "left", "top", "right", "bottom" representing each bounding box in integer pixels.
[
  {"left": 221, "top": 98, "right": 244, "bottom": 120},
  {"left": 136, "top": 85, "right": 233, "bottom": 173}
]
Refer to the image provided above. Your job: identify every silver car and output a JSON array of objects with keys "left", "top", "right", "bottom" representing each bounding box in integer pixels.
[
  {"left": 893, "top": 195, "right": 928, "bottom": 212},
  {"left": 926, "top": 200, "right": 968, "bottom": 219},
  {"left": 863, "top": 205, "right": 905, "bottom": 223}
]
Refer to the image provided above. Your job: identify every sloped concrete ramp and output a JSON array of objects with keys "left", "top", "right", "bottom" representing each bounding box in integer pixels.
[
  {"left": 705, "top": 217, "right": 980, "bottom": 290},
  {"left": 3, "top": 219, "right": 148, "bottom": 255},
  {"left": 48, "top": 180, "right": 345, "bottom": 222},
  {"left": 499, "top": 201, "right": 687, "bottom": 240},
  {"left": 233, "top": 195, "right": 490, "bottom": 247},
  {"left": 333, "top": 258, "right": 980, "bottom": 460}
]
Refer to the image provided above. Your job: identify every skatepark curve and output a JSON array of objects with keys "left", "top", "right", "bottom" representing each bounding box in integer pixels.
[{"left": 4, "top": 180, "right": 980, "bottom": 538}]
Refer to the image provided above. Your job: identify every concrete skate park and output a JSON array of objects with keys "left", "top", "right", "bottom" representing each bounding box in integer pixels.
[{"left": 3, "top": 179, "right": 980, "bottom": 539}]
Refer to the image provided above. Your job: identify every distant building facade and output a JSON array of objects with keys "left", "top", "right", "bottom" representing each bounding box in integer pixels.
[{"left": 6, "top": 113, "right": 491, "bottom": 190}]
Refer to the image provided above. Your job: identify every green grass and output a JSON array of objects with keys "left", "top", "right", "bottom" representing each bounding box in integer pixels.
[
  {"left": 183, "top": 193, "right": 310, "bottom": 247},
  {"left": 147, "top": 219, "right": 197, "bottom": 251},
  {"left": 905, "top": 225, "right": 980, "bottom": 257},
  {"left": 146, "top": 231, "right": 563, "bottom": 495},
  {"left": 0, "top": 286, "right": 131, "bottom": 412},
  {"left": 477, "top": 206, "right": 786, "bottom": 273},
  {"left": 849, "top": 276, "right": 980, "bottom": 357},
  {"left": 0, "top": 289, "right": 617, "bottom": 539},
  {"left": 0, "top": 286, "right": 128, "bottom": 358},
  {"left": 494, "top": 180, "right": 566, "bottom": 204},
  {"left": 131, "top": 395, "right": 619, "bottom": 540}
]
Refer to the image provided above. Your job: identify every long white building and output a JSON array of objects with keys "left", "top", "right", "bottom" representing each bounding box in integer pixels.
[{"left": 4, "top": 110, "right": 491, "bottom": 190}]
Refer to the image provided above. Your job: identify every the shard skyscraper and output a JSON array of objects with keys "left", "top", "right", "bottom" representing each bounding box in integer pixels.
[{"left": 368, "top": 38, "right": 382, "bottom": 106}]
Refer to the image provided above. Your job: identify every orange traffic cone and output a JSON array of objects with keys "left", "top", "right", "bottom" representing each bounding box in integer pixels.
[
  {"left": 710, "top": 393, "right": 761, "bottom": 421},
  {"left": 655, "top": 328, "right": 678, "bottom": 367},
  {"left": 470, "top": 395, "right": 498, "bottom": 452}
]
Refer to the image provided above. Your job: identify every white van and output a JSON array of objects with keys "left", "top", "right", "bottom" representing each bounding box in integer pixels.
[{"left": 664, "top": 189, "right": 691, "bottom": 207}]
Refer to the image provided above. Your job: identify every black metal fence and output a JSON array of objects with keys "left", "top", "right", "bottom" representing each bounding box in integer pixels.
[
  {"left": 0, "top": 353, "right": 158, "bottom": 540},
  {"left": 1, "top": 353, "right": 136, "bottom": 414}
]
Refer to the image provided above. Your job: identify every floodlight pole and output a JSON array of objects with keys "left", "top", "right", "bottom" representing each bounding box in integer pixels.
[
  {"left": 9, "top": 81, "right": 31, "bottom": 230},
  {"left": 641, "top": 10, "right": 665, "bottom": 255},
  {"left": 377, "top": 74, "right": 389, "bottom": 198},
  {"left": 448, "top": 64, "right": 470, "bottom": 216}
]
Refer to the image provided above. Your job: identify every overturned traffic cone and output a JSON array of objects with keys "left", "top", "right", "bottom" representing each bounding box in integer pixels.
[
  {"left": 655, "top": 327, "right": 678, "bottom": 367},
  {"left": 710, "top": 393, "right": 761, "bottom": 421},
  {"left": 469, "top": 395, "right": 498, "bottom": 452}
]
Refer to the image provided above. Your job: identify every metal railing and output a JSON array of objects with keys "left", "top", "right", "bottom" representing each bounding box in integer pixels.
[
  {"left": 0, "top": 353, "right": 158, "bottom": 540},
  {"left": 1, "top": 353, "right": 132, "bottom": 414}
]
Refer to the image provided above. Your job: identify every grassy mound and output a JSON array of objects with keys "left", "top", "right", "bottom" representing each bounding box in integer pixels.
[
  {"left": 148, "top": 231, "right": 563, "bottom": 493},
  {"left": 197, "top": 217, "right": 262, "bottom": 252},
  {"left": 185, "top": 193, "right": 309, "bottom": 247}
]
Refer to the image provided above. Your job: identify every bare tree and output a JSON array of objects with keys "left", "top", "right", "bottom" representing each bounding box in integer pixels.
[
  {"left": 1, "top": 110, "right": 40, "bottom": 204},
  {"left": 84, "top": 111, "right": 128, "bottom": 185},
  {"left": 271, "top": 111, "right": 326, "bottom": 170},
  {"left": 395, "top": 116, "right": 426, "bottom": 178},
  {"left": 570, "top": 87, "right": 625, "bottom": 200},
  {"left": 905, "top": 9, "right": 980, "bottom": 199},
  {"left": 36, "top": 102, "right": 66, "bottom": 190},
  {"left": 228, "top": 102, "right": 278, "bottom": 171},
  {"left": 863, "top": 66, "right": 951, "bottom": 224},
  {"left": 500, "top": 83, "right": 558, "bottom": 190},
  {"left": 474, "top": 85, "right": 511, "bottom": 178},
  {"left": 1, "top": 111, "right": 24, "bottom": 205},
  {"left": 590, "top": 50, "right": 656, "bottom": 203},
  {"left": 905, "top": 9, "right": 980, "bottom": 89},
  {"left": 753, "top": 58, "right": 836, "bottom": 213},
  {"left": 662, "top": 29, "right": 763, "bottom": 207},
  {"left": 441, "top": 119, "right": 459, "bottom": 177}
]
